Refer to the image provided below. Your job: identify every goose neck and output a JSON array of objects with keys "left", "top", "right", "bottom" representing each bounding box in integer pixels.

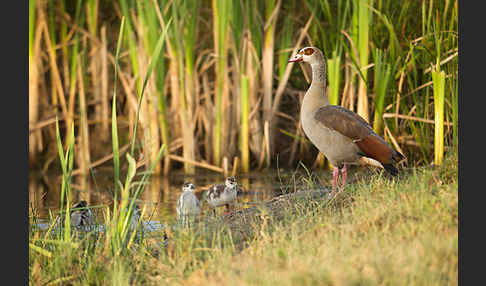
[{"left": 310, "top": 61, "right": 326, "bottom": 88}]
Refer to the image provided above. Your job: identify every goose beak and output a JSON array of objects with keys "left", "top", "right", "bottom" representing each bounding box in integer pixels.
[{"left": 288, "top": 53, "right": 303, "bottom": 63}]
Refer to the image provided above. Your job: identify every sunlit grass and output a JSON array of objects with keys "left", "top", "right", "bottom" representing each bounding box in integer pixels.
[
  {"left": 30, "top": 152, "right": 457, "bottom": 285},
  {"left": 29, "top": 1, "right": 458, "bottom": 284}
]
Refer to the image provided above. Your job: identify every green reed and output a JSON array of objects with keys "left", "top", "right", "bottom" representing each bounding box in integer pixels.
[
  {"left": 306, "top": 0, "right": 350, "bottom": 54},
  {"left": 29, "top": 0, "right": 458, "bottom": 171},
  {"left": 55, "top": 118, "right": 75, "bottom": 241},
  {"left": 30, "top": 152, "right": 457, "bottom": 284},
  {"left": 327, "top": 48, "right": 342, "bottom": 106},
  {"left": 109, "top": 15, "right": 169, "bottom": 253},
  {"left": 240, "top": 75, "right": 250, "bottom": 172},
  {"left": 243, "top": 0, "right": 265, "bottom": 165},
  {"left": 162, "top": 0, "right": 198, "bottom": 173},
  {"left": 128, "top": 17, "right": 171, "bottom": 159},
  {"left": 432, "top": 67, "right": 445, "bottom": 165},
  {"left": 119, "top": 0, "right": 141, "bottom": 95},
  {"left": 66, "top": 0, "right": 83, "bottom": 136},
  {"left": 372, "top": 48, "right": 392, "bottom": 135},
  {"left": 29, "top": 0, "right": 35, "bottom": 61},
  {"left": 140, "top": 0, "right": 171, "bottom": 173},
  {"left": 212, "top": 0, "right": 231, "bottom": 166},
  {"left": 111, "top": 17, "right": 125, "bottom": 209},
  {"left": 355, "top": 0, "right": 371, "bottom": 122},
  {"left": 262, "top": 0, "right": 280, "bottom": 158},
  {"left": 277, "top": 1, "right": 295, "bottom": 81}
]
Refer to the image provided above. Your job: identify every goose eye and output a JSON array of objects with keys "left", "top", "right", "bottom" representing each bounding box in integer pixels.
[{"left": 303, "top": 48, "right": 314, "bottom": 55}]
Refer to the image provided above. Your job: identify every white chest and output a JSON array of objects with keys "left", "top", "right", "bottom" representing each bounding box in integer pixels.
[
  {"left": 301, "top": 109, "right": 361, "bottom": 166},
  {"left": 207, "top": 187, "right": 237, "bottom": 208}
]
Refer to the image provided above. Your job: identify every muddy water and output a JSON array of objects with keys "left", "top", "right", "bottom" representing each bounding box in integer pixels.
[{"left": 29, "top": 168, "right": 332, "bottom": 224}]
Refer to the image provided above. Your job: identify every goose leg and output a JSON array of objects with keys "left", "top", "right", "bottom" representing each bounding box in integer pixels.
[
  {"left": 339, "top": 164, "right": 347, "bottom": 192},
  {"left": 328, "top": 167, "right": 340, "bottom": 199},
  {"left": 223, "top": 204, "right": 230, "bottom": 215}
]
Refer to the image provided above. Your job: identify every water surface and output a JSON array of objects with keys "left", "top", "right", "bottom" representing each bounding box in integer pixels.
[{"left": 29, "top": 167, "right": 332, "bottom": 224}]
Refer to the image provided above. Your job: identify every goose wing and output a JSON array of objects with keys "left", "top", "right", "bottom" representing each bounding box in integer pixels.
[{"left": 314, "top": 105, "right": 403, "bottom": 164}]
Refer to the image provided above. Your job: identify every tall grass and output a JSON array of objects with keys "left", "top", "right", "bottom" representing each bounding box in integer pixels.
[
  {"left": 29, "top": 0, "right": 39, "bottom": 161},
  {"left": 326, "top": 48, "right": 342, "bottom": 106},
  {"left": 54, "top": 119, "right": 75, "bottom": 241},
  {"left": 163, "top": 0, "right": 199, "bottom": 173},
  {"left": 29, "top": 2, "right": 458, "bottom": 283},
  {"left": 432, "top": 67, "right": 445, "bottom": 165},
  {"left": 372, "top": 48, "right": 392, "bottom": 135},
  {"left": 38, "top": 16, "right": 170, "bottom": 257},
  {"left": 355, "top": 0, "right": 372, "bottom": 123},
  {"left": 30, "top": 151, "right": 458, "bottom": 284},
  {"left": 28, "top": 0, "right": 458, "bottom": 172},
  {"left": 111, "top": 17, "right": 125, "bottom": 208},
  {"left": 262, "top": 0, "right": 281, "bottom": 159},
  {"left": 212, "top": 0, "right": 231, "bottom": 166},
  {"left": 240, "top": 75, "right": 250, "bottom": 172}
]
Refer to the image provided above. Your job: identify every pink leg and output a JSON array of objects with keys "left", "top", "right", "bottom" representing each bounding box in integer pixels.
[
  {"left": 328, "top": 167, "right": 340, "bottom": 198},
  {"left": 223, "top": 204, "right": 230, "bottom": 215},
  {"left": 340, "top": 164, "right": 347, "bottom": 192}
]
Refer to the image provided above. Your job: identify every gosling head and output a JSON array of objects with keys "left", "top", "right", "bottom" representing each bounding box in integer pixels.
[
  {"left": 225, "top": 176, "right": 237, "bottom": 189},
  {"left": 73, "top": 200, "right": 88, "bottom": 209},
  {"left": 182, "top": 182, "right": 196, "bottom": 193},
  {"left": 288, "top": 47, "right": 324, "bottom": 65}
]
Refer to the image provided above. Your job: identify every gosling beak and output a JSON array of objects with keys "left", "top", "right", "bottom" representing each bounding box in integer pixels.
[{"left": 288, "top": 53, "right": 303, "bottom": 63}]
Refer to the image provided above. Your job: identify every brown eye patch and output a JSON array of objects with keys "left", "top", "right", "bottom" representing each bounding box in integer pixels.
[{"left": 303, "top": 48, "right": 314, "bottom": 55}]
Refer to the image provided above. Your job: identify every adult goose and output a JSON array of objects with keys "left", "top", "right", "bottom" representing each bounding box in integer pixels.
[{"left": 288, "top": 46, "right": 404, "bottom": 198}]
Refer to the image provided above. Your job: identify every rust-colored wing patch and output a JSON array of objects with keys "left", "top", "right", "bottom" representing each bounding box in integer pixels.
[{"left": 355, "top": 134, "right": 394, "bottom": 164}]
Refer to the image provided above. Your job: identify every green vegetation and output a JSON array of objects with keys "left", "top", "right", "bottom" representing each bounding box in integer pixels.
[
  {"left": 29, "top": 2, "right": 458, "bottom": 283},
  {"left": 30, "top": 152, "right": 457, "bottom": 285},
  {"left": 29, "top": 0, "right": 458, "bottom": 173}
]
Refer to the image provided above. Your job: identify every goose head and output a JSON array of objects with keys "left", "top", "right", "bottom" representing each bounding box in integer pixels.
[
  {"left": 73, "top": 200, "right": 88, "bottom": 209},
  {"left": 182, "top": 182, "right": 196, "bottom": 193},
  {"left": 225, "top": 176, "right": 237, "bottom": 189},
  {"left": 288, "top": 47, "right": 325, "bottom": 65}
]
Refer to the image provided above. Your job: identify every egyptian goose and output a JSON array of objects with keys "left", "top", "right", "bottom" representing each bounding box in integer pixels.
[
  {"left": 70, "top": 200, "right": 93, "bottom": 229},
  {"left": 288, "top": 46, "right": 404, "bottom": 198},
  {"left": 61, "top": 201, "right": 140, "bottom": 231},
  {"left": 206, "top": 176, "right": 238, "bottom": 215},
  {"left": 128, "top": 204, "right": 141, "bottom": 231},
  {"left": 176, "top": 182, "right": 200, "bottom": 225}
]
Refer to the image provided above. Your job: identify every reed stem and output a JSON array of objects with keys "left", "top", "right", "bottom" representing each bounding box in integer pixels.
[
  {"left": 240, "top": 75, "right": 250, "bottom": 173},
  {"left": 356, "top": 0, "right": 372, "bottom": 122},
  {"left": 432, "top": 67, "right": 445, "bottom": 165}
]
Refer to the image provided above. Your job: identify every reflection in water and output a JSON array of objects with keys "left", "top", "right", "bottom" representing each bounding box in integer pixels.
[{"left": 29, "top": 168, "right": 326, "bottom": 224}]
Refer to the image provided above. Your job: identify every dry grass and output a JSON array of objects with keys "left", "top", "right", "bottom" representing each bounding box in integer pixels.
[
  {"left": 28, "top": 0, "right": 458, "bottom": 172},
  {"left": 30, "top": 152, "right": 457, "bottom": 285}
]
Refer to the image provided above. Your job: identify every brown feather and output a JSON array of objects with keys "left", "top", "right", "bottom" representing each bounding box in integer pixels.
[
  {"left": 315, "top": 105, "right": 402, "bottom": 165},
  {"left": 314, "top": 105, "right": 373, "bottom": 140},
  {"left": 207, "top": 184, "right": 225, "bottom": 199},
  {"left": 355, "top": 134, "right": 394, "bottom": 164}
]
